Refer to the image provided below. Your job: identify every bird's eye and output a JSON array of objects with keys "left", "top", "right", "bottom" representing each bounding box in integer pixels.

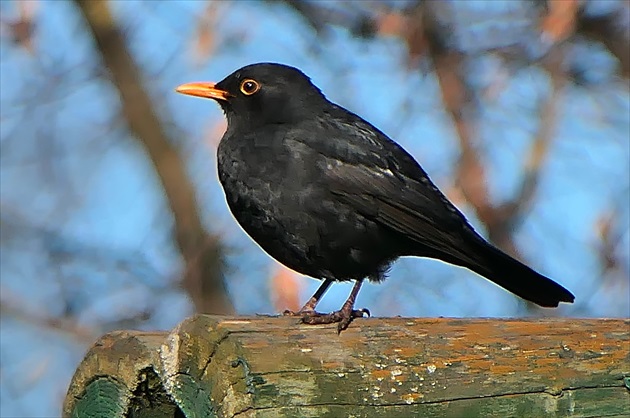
[{"left": 240, "top": 79, "right": 260, "bottom": 96}]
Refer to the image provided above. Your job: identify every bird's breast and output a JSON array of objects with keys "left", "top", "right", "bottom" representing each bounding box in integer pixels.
[{"left": 215, "top": 129, "right": 404, "bottom": 281}]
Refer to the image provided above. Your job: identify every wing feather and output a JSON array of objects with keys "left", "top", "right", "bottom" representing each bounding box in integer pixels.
[
  {"left": 324, "top": 162, "right": 474, "bottom": 255},
  {"left": 286, "top": 109, "right": 477, "bottom": 258}
]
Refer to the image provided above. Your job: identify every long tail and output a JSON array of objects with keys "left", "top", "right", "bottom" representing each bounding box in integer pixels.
[{"left": 442, "top": 238, "right": 575, "bottom": 307}]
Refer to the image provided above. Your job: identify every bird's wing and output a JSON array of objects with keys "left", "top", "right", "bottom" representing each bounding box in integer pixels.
[
  {"left": 289, "top": 112, "right": 476, "bottom": 255},
  {"left": 326, "top": 162, "right": 472, "bottom": 253}
]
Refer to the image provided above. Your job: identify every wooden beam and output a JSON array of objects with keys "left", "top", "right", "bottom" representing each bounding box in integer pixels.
[{"left": 63, "top": 316, "right": 630, "bottom": 417}]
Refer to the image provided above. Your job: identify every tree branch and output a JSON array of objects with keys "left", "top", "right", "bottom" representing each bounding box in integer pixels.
[{"left": 73, "top": 0, "right": 233, "bottom": 314}]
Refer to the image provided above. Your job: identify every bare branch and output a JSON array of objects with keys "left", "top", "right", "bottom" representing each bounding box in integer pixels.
[
  {"left": 499, "top": 49, "right": 567, "bottom": 226},
  {"left": 0, "top": 292, "right": 97, "bottom": 343},
  {"left": 577, "top": 6, "right": 630, "bottom": 78},
  {"left": 73, "top": 0, "right": 233, "bottom": 314}
]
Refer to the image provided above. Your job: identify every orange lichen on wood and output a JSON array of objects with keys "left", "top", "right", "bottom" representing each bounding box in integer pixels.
[{"left": 64, "top": 316, "right": 630, "bottom": 418}]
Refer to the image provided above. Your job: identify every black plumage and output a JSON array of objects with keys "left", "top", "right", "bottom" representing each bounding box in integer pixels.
[{"left": 176, "top": 63, "right": 574, "bottom": 331}]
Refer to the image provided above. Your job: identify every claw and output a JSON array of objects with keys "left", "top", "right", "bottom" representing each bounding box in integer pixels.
[
  {"left": 296, "top": 308, "right": 369, "bottom": 333},
  {"left": 285, "top": 280, "right": 368, "bottom": 332}
]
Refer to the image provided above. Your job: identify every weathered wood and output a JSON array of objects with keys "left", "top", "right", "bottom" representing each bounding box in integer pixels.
[
  {"left": 64, "top": 316, "right": 630, "bottom": 417},
  {"left": 63, "top": 330, "right": 177, "bottom": 418}
]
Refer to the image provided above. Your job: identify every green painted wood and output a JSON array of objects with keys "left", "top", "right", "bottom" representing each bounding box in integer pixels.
[
  {"left": 63, "top": 331, "right": 180, "bottom": 418},
  {"left": 70, "top": 377, "right": 127, "bottom": 418},
  {"left": 64, "top": 316, "right": 630, "bottom": 417},
  {"left": 159, "top": 372, "right": 216, "bottom": 418}
]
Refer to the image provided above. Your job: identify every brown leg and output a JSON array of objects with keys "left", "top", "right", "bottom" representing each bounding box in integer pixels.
[
  {"left": 301, "top": 279, "right": 370, "bottom": 333},
  {"left": 283, "top": 279, "right": 333, "bottom": 316}
]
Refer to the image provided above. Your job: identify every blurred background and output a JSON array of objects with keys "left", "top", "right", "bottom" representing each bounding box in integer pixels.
[{"left": 1, "top": 0, "right": 628, "bottom": 415}]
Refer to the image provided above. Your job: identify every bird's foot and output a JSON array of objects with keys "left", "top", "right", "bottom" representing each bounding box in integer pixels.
[
  {"left": 299, "top": 307, "right": 370, "bottom": 333},
  {"left": 283, "top": 279, "right": 368, "bottom": 332},
  {"left": 282, "top": 309, "right": 316, "bottom": 317}
]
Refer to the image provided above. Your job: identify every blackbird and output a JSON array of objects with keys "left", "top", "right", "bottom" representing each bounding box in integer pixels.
[{"left": 176, "top": 63, "right": 574, "bottom": 332}]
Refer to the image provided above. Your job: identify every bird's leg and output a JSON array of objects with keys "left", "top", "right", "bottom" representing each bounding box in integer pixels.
[
  {"left": 300, "top": 279, "right": 370, "bottom": 333},
  {"left": 283, "top": 278, "right": 332, "bottom": 316}
]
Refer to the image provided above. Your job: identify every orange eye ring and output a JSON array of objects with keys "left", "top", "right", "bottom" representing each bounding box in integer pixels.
[{"left": 240, "top": 79, "right": 261, "bottom": 95}]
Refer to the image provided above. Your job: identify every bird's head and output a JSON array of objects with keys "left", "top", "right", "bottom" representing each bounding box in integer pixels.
[{"left": 176, "top": 63, "right": 326, "bottom": 129}]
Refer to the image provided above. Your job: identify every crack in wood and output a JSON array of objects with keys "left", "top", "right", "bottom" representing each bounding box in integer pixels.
[
  {"left": 201, "top": 331, "right": 232, "bottom": 378},
  {"left": 228, "top": 385, "right": 627, "bottom": 415}
]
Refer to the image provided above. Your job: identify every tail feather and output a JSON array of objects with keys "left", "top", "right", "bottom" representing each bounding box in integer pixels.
[{"left": 451, "top": 239, "right": 575, "bottom": 307}]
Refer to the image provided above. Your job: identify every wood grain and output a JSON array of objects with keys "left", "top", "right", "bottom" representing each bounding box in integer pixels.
[{"left": 64, "top": 316, "right": 630, "bottom": 417}]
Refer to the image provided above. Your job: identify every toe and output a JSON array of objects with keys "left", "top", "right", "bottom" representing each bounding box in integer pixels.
[{"left": 355, "top": 308, "right": 370, "bottom": 318}]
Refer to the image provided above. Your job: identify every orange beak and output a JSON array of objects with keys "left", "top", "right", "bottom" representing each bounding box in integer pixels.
[{"left": 175, "top": 82, "right": 231, "bottom": 101}]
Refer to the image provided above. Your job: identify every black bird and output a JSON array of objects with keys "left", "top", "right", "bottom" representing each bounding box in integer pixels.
[{"left": 176, "top": 63, "right": 574, "bottom": 331}]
